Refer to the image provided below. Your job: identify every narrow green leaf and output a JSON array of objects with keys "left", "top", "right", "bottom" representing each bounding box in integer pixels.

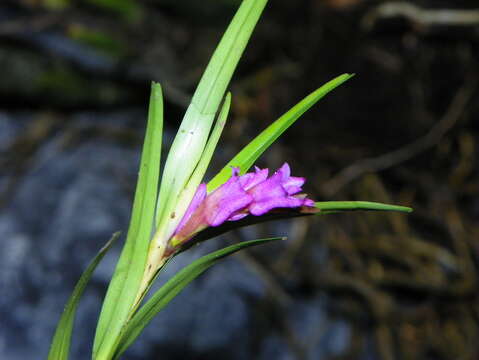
[
  {"left": 186, "top": 201, "right": 412, "bottom": 247},
  {"left": 48, "top": 232, "right": 120, "bottom": 360},
  {"left": 113, "top": 237, "right": 283, "bottom": 359},
  {"left": 155, "top": 0, "right": 269, "bottom": 234},
  {"left": 314, "top": 201, "right": 413, "bottom": 214},
  {"left": 207, "top": 73, "right": 354, "bottom": 191},
  {"left": 93, "top": 83, "right": 163, "bottom": 359}
]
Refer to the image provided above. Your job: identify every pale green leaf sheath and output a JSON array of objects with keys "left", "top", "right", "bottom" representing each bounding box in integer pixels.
[
  {"left": 93, "top": 83, "right": 163, "bottom": 360},
  {"left": 133, "top": 94, "right": 232, "bottom": 309},
  {"left": 165, "top": 93, "right": 232, "bottom": 246},
  {"left": 48, "top": 232, "right": 120, "bottom": 360}
]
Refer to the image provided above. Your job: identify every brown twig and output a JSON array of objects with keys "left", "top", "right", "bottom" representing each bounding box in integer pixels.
[
  {"left": 0, "top": 14, "right": 61, "bottom": 35},
  {"left": 321, "top": 77, "right": 476, "bottom": 196},
  {"left": 235, "top": 250, "right": 293, "bottom": 306},
  {"left": 362, "top": 2, "right": 479, "bottom": 30}
]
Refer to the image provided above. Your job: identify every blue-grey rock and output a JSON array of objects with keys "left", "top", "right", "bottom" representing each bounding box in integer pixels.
[{"left": 259, "top": 334, "right": 295, "bottom": 360}]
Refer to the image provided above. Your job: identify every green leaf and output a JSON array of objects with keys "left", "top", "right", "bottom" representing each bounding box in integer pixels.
[
  {"left": 207, "top": 73, "right": 354, "bottom": 191},
  {"left": 48, "top": 232, "right": 120, "bottom": 360},
  {"left": 113, "top": 237, "right": 283, "bottom": 359},
  {"left": 155, "top": 0, "right": 269, "bottom": 236},
  {"left": 314, "top": 201, "right": 413, "bottom": 214},
  {"left": 185, "top": 201, "right": 412, "bottom": 247},
  {"left": 93, "top": 83, "right": 163, "bottom": 360}
]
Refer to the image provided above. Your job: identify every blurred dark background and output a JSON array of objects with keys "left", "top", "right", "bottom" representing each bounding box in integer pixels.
[{"left": 1, "top": 0, "right": 478, "bottom": 359}]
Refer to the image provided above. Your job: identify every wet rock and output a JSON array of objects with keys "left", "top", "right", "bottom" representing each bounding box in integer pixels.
[
  {"left": 259, "top": 335, "right": 295, "bottom": 360},
  {"left": 1, "top": 112, "right": 135, "bottom": 359},
  {"left": 289, "top": 297, "right": 351, "bottom": 360}
]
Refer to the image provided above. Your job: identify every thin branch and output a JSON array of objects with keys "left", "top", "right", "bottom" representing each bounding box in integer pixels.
[
  {"left": 362, "top": 2, "right": 479, "bottom": 30},
  {"left": 0, "top": 14, "right": 60, "bottom": 35},
  {"left": 321, "top": 78, "right": 476, "bottom": 196}
]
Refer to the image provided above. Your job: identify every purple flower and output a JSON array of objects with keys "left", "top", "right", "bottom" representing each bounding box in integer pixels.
[
  {"left": 247, "top": 163, "right": 314, "bottom": 216},
  {"left": 172, "top": 163, "right": 315, "bottom": 245}
]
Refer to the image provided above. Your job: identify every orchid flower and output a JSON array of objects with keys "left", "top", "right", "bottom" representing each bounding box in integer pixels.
[{"left": 48, "top": 1, "right": 412, "bottom": 359}]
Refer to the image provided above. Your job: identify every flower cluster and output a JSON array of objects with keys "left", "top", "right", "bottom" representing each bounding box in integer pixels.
[{"left": 171, "top": 163, "right": 315, "bottom": 246}]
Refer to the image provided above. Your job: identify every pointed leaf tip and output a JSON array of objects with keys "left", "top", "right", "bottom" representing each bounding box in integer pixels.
[{"left": 314, "top": 201, "right": 413, "bottom": 214}]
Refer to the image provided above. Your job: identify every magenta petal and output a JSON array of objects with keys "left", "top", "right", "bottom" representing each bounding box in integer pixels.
[
  {"left": 250, "top": 196, "right": 305, "bottom": 216},
  {"left": 283, "top": 185, "right": 302, "bottom": 195},
  {"left": 239, "top": 167, "right": 268, "bottom": 190},
  {"left": 283, "top": 176, "right": 304, "bottom": 187},
  {"left": 204, "top": 175, "right": 253, "bottom": 226},
  {"left": 283, "top": 176, "right": 305, "bottom": 195},
  {"left": 228, "top": 212, "right": 248, "bottom": 221},
  {"left": 238, "top": 173, "right": 255, "bottom": 188},
  {"left": 249, "top": 171, "right": 288, "bottom": 201},
  {"left": 175, "top": 184, "right": 207, "bottom": 234},
  {"left": 278, "top": 163, "right": 291, "bottom": 180},
  {"left": 245, "top": 163, "right": 316, "bottom": 214},
  {"left": 303, "top": 198, "right": 315, "bottom": 207}
]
